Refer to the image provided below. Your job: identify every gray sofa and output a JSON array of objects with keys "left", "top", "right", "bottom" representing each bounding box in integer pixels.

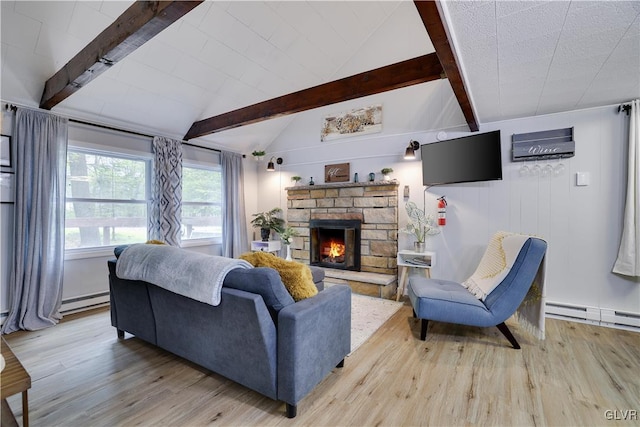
[{"left": 107, "top": 250, "right": 351, "bottom": 418}]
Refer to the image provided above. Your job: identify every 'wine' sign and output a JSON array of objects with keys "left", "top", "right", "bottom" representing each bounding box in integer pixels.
[{"left": 512, "top": 127, "right": 574, "bottom": 161}]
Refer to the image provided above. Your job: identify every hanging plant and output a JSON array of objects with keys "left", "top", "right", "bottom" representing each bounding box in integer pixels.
[{"left": 251, "top": 150, "right": 266, "bottom": 161}]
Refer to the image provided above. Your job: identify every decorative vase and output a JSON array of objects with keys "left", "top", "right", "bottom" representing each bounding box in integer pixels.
[
  {"left": 260, "top": 228, "right": 270, "bottom": 242},
  {"left": 285, "top": 244, "right": 292, "bottom": 261},
  {"left": 383, "top": 174, "right": 391, "bottom": 181},
  {"left": 368, "top": 172, "right": 375, "bottom": 182},
  {"left": 414, "top": 241, "right": 426, "bottom": 252}
]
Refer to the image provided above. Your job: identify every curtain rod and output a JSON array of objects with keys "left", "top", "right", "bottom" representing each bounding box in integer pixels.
[
  {"left": 67, "top": 118, "right": 222, "bottom": 154},
  {"left": 618, "top": 103, "right": 632, "bottom": 116},
  {"left": 5, "top": 102, "right": 232, "bottom": 155}
]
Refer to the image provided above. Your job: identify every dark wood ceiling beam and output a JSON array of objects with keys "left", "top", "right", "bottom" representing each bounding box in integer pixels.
[
  {"left": 184, "top": 53, "right": 443, "bottom": 140},
  {"left": 413, "top": 0, "right": 479, "bottom": 132},
  {"left": 40, "top": 1, "right": 203, "bottom": 110}
]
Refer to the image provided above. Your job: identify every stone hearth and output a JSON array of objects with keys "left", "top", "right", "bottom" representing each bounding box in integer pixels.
[{"left": 285, "top": 181, "right": 399, "bottom": 276}]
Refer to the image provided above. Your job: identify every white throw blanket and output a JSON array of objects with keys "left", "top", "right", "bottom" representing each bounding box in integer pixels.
[
  {"left": 116, "top": 244, "right": 252, "bottom": 306},
  {"left": 462, "top": 231, "right": 547, "bottom": 339}
]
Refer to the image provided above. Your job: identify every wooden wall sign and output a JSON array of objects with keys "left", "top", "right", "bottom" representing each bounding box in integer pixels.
[
  {"left": 512, "top": 127, "right": 575, "bottom": 161},
  {"left": 324, "top": 163, "right": 350, "bottom": 183}
]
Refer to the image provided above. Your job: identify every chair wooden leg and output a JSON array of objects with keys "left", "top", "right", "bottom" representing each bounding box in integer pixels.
[
  {"left": 496, "top": 322, "right": 520, "bottom": 349},
  {"left": 420, "top": 319, "right": 429, "bottom": 341}
]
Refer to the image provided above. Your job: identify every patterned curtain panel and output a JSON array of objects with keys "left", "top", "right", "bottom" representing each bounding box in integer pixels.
[
  {"left": 221, "top": 151, "right": 248, "bottom": 257},
  {"left": 149, "top": 136, "right": 182, "bottom": 247},
  {"left": 2, "top": 108, "right": 68, "bottom": 333}
]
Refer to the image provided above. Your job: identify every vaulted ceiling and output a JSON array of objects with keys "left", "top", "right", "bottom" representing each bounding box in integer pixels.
[{"left": 2, "top": 1, "right": 638, "bottom": 154}]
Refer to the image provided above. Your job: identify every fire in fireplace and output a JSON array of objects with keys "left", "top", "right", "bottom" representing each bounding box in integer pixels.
[{"left": 310, "top": 219, "right": 361, "bottom": 271}]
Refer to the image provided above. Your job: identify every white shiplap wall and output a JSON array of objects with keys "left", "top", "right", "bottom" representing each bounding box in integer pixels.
[{"left": 260, "top": 90, "right": 638, "bottom": 316}]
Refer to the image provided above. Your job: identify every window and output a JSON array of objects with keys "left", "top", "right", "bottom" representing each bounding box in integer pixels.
[
  {"left": 65, "top": 143, "right": 222, "bottom": 251},
  {"left": 181, "top": 165, "right": 222, "bottom": 241},
  {"left": 65, "top": 148, "right": 150, "bottom": 250}
]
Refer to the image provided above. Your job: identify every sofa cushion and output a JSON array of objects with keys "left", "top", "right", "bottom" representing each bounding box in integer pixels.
[
  {"left": 240, "top": 252, "right": 319, "bottom": 301},
  {"left": 309, "top": 266, "right": 325, "bottom": 285},
  {"left": 223, "top": 267, "right": 294, "bottom": 314},
  {"left": 114, "top": 245, "right": 128, "bottom": 258}
]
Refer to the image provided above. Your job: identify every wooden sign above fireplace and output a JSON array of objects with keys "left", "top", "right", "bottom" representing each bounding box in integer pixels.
[{"left": 324, "top": 162, "right": 350, "bottom": 183}]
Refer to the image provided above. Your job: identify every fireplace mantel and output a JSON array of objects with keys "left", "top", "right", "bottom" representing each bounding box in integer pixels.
[
  {"left": 285, "top": 179, "right": 399, "bottom": 192},
  {"left": 286, "top": 180, "right": 399, "bottom": 275}
]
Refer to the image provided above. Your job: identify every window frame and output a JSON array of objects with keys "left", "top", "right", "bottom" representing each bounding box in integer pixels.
[
  {"left": 180, "top": 161, "right": 223, "bottom": 246},
  {"left": 64, "top": 145, "right": 152, "bottom": 259},
  {"left": 64, "top": 140, "right": 223, "bottom": 259}
]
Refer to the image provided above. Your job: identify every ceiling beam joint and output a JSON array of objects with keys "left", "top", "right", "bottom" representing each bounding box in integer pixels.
[{"left": 413, "top": 0, "right": 479, "bottom": 132}]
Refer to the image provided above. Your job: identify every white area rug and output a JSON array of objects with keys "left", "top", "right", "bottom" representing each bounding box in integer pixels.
[{"left": 350, "top": 293, "right": 403, "bottom": 354}]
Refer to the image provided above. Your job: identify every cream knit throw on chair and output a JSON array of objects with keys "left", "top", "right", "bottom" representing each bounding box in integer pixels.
[{"left": 462, "top": 231, "right": 547, "bottom": 339}]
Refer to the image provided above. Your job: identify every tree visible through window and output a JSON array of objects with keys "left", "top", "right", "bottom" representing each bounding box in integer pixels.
[
  {"left": 65, "top": 148, "right": 222, "bottom": 250},
  {"left": 65, "top": 149, "right": 149, "bottom": 249},
  {"left": 181, "top": 166, "right": 222, "bottom": 240}
]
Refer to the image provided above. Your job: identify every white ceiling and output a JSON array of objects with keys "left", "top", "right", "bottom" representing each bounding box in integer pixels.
[
  {"left": 445, "top": 0, "right": 640, "bottom": 123},
  {"left": 1, "top": 1, "right": 638, "bottom": 153}
]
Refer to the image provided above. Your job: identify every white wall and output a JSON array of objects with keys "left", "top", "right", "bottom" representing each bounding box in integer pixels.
[
  {"left": 259, "top": 85, "right": 639, "bottom": 316},
  {"left": 1, "top": 86, "right": 637, "bottom": 322}
]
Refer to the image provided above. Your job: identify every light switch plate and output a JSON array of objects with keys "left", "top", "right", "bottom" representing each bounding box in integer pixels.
[{"left": 576, "top": 172, "right": 590, "bottom": 186}]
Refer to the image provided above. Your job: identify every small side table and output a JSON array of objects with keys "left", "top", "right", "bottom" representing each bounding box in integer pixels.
[
  {"left": 251, "top": 240, "right": 281, "bottom": 253},
  {"left": 1, "top": 337, "right": 31, "bottom": 427},
  {"left": 396, "top": 250, "right": 436, "bottom": 301}
]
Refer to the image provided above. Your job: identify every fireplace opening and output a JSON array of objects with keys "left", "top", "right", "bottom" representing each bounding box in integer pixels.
[{"left": 310, "top": 219, "right": 361, "bottom": 271}]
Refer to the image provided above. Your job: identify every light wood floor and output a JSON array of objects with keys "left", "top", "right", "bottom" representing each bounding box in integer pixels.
[{"left": 2, "top": 303, "right": 639, "bottom": 426}]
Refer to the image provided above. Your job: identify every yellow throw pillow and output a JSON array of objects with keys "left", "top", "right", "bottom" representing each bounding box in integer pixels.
[
  {"left": 146, "top": 239, "right": 166, "bottom": 245},
  {"left": 239, "top": 252, "right": 318, "bottom": 301}
]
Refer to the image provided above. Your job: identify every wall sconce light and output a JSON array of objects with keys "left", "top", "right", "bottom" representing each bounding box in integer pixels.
[
  {"left": 404, "top": 140, "right": 420, "bottom": 160},
  {"left": 267, "top": 157, "right": 283, "bottom": 171}
]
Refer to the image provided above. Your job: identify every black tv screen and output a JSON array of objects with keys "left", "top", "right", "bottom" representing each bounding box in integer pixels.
[{"left": 421, "top": 130, "right": 503, "bottom": 186}]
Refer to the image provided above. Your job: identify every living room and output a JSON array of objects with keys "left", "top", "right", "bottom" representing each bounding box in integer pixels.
[{"left": 1, "top": 1, "right": 639, "bottom": 425}]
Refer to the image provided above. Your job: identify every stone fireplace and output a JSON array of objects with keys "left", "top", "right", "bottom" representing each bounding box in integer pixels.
[
  {"left": 285, "top": 181, "right": 399, "bottom": 276},
  {"left": 310, "top": 219, "right": 361, "bottom": 271}
]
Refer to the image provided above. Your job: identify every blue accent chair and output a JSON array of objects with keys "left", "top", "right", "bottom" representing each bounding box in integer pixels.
[{"left": 408, "top": 237, "right": 547, "bottom": 349}]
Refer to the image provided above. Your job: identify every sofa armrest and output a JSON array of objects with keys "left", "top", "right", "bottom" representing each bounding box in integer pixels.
[{"left": 276, "top": 284, "right": 351, "bottom": 407}]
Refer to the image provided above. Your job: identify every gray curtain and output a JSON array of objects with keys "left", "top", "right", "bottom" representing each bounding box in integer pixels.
[
  {"left": 221, "top": 151, "right": 248, "bottom": 257},
  {"left": 2, "top": 108, "right": 68, "bottom": 334},
  {"left": 149, "top": 136, "right": 182, "bottom": 247}
]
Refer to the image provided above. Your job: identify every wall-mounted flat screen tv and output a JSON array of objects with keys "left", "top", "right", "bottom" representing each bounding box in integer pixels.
[{"left": 421, "top": 130, "right": 503, "bottom": 186}]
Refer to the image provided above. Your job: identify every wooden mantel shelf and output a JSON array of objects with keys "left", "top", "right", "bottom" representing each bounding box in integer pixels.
[{"left": 286, "top": 180, "right": 399, "bottom": 192}]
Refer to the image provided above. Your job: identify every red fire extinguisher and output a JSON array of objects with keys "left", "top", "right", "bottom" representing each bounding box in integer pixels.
[{"left": 437, "top": 196, "right": 447, "bottom": 226}]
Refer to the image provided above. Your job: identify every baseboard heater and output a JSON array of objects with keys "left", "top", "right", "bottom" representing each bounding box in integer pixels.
[
  {"left": 546, "top": 302, "right": 600, "bottom": 323},
  {"left": 601, "top": 309, "right": 640, "bottom": 330},
  {"left": 0, "top": 292, "right": 110, "bottom": 326},
  {"left": 546, "top": 301, "right": 640, "bottom": 332},
  {"left": 60, "top": 292, "right": 110, "bottom": 315}
]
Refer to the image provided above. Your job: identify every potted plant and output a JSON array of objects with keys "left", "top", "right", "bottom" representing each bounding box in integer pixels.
[
  {"left": 291, "top": 176, "right": 302, "bottom": 185},
  {"left": 251, "top": 207, "right": 285, "bottom": 241},
  {"left": 279, "top": 225, "right": 300, "bottom": 260},
  {"left": 251, "top": 150, "right": 266, "bottom": 161},
  {"left": 381, "top": 167, "right": 394, "bottom": 181},
  {"left": 401, "top": 201, "right": 440, "bottom": 252}
]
